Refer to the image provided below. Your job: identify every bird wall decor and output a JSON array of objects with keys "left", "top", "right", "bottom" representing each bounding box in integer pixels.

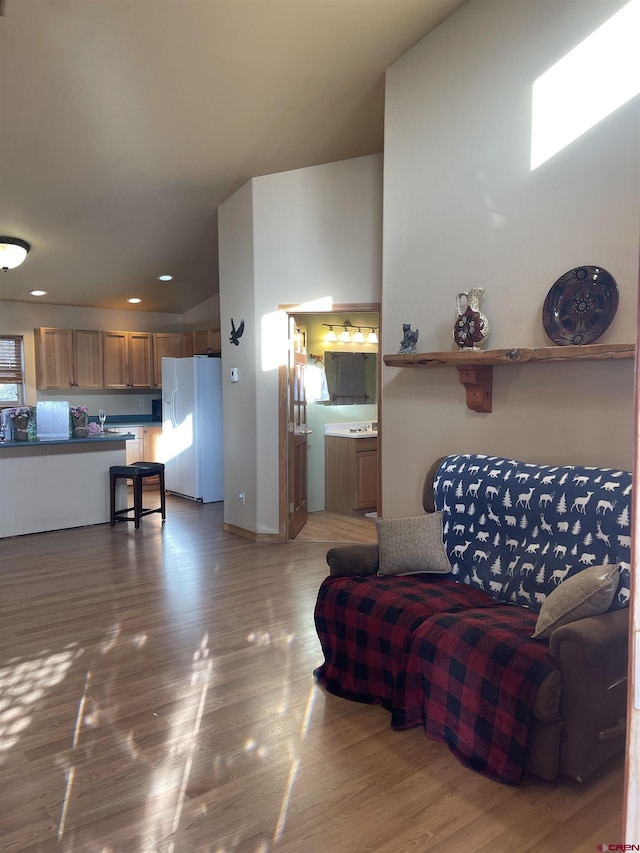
[{"left": 230, "top": 318, "right": 245, "bottom": 346}]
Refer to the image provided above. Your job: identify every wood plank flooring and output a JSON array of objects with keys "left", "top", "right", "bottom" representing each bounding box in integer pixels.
[
  {"left": 293, "top": 510, "right": 377, "bottom": 544},
  {"left": 0, "top": 497, "right": 624, "bottom": 852}
]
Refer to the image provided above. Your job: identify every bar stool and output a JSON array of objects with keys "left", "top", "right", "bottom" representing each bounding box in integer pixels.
[{"left": 109, "top": 461, "right": 166, "bottom": 529}]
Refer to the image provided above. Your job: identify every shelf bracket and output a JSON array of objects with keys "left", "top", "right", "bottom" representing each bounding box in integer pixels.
[{"left": 456, "top": 365, "right": 493, "bottom": 413}]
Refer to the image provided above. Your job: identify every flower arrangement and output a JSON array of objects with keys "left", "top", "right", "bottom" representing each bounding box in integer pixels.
[
  {"left": 9, "top": 406, "right": 33, "bottom": 441},
  {"left": 9, "top": 406, "right": 31, "bottom": 420},
  {"left": 70, "top": 405, "right": 88, "bottom": 419}
]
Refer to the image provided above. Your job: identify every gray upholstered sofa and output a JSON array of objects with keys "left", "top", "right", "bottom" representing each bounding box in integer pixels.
[{"left": 315, "top": 454, "right": 630, "bottom": 783}]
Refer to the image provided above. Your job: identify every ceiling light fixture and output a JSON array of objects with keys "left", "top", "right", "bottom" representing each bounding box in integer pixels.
[
  {"left": 29, "top": 290, "right": 47, "bottom": 297},
  {"left": 158, "top": 275, "right": 173, "bottom": 282},
  {"left": 128, "top": 297, "right": 141, "bottom": 304},
  {"left": 0, "top": 236, "right": 30, "bottom": 270}
]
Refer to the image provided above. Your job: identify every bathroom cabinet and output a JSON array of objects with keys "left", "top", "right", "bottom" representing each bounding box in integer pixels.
[{"left": 325, "top": 435, "right": 378, "bottom": 515}]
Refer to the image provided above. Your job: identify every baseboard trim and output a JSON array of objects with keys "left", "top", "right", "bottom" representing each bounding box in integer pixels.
[{"left": 223, "top": 522, "right": 284, "bottom": 543}]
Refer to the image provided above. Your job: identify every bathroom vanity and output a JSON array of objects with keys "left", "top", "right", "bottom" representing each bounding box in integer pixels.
[{"left": 324, "top": 423, "right": 378, "bottom": 515}]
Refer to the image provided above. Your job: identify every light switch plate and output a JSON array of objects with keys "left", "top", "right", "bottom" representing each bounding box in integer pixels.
[{"left": 230, "top": 367, "right": 239, "bottom": 383}]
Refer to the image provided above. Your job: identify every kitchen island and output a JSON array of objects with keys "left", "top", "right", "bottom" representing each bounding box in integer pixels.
[{"left": 0, "top": 433, "right": 134, "bottom": 538}]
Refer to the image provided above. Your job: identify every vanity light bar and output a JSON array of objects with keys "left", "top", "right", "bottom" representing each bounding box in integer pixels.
[{"left": 322, "top": 321, "right": 379, "bottom": 344}]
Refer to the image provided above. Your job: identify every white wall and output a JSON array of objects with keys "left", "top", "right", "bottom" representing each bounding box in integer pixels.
[
  {"left": 182, "top": 295, "right": 220, "bottom": 331},
  {"left": 218, "top": 154, "right": 382, "bottom": 534},
  {"left": 218, "top": 181, "right": 258, "bottom": 532},
  {"left": 382, "top": 0, "right": 640, "bottom": 517}
]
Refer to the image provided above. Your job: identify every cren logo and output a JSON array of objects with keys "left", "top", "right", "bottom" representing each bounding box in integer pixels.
[{"left": 597, "top": 846, "right": 640, "bottom": 852}]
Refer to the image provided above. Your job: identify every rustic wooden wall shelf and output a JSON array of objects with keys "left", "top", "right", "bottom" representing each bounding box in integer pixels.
[{"left": 383, "top": 343, "right": 635, "bottom": 413}]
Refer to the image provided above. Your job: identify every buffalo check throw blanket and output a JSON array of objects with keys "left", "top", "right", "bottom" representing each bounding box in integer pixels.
[{"left": 314, "top": 574, "right": 556, "bottom": 784}]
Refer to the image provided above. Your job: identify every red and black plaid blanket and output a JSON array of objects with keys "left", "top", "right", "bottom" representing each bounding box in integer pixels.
[{"left": 314, "top": 575, "right": 557, "bottom": 784}]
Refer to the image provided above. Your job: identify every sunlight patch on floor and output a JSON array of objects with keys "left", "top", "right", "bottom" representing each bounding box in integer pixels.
[{"left": 0, "top": 645, "right": 80, "bottom": 764}]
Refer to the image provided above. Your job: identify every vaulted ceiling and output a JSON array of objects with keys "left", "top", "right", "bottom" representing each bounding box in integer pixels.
[{"left": 0, "top": 0, "right": 467, "bottom": 315}]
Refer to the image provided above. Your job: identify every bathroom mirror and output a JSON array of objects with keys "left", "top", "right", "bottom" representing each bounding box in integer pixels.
[{"left": 322, "top": 352, "right": 377, "bottom": 405}]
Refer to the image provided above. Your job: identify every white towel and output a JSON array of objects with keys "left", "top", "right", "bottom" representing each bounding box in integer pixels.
[{"left": 306, "top": 361, "right": 330, "bottom": 402}]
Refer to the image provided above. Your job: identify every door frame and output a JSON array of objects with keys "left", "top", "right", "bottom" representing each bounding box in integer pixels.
[
  {"left": 623, "top": 254, "right": 640, "bottom": 842},
  {"left": 277, "top": 302, "right": 381, "bottom": 541}
]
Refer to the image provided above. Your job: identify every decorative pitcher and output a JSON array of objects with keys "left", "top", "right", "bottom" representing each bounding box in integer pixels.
[{"left": 453, "top": 287, "right": 490, "bottom": 350}]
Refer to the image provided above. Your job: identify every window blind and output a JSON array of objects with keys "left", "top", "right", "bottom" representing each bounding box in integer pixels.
[{"left": 0, "top": 336, "right": 23, "bottom": 384}]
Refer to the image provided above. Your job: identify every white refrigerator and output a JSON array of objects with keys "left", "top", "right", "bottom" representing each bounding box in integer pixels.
[{"left": 161, "top": 356, "right": 223, "bottom": 503}]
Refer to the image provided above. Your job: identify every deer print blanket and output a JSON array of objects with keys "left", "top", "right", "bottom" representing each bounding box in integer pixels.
[{"left": 434, "top": 454, "right": 631, "bottom": 612}]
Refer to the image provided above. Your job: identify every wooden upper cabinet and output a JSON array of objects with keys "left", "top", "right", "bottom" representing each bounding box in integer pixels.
[
  {"left": 103, "top": 331, "right": 153, "bottom": 389},
  {"left": 34, "top": 328, "right": 103, "bottom": 390},
  {"left": 74, "top": 330, "right": 104, "bottom": 389},
  {"left": 33, "top": 326, "right": 220, "bottom": 391},
  {"left": 180, "top": 329, "right": 221, "bottom": 361},
  {"left": 152, "top": 333, "right": 184, "bottom": 387},
  {"left": 193, "top": 329, "right": 222, "bottom": 355},
  {"left": 183, "top": 333, "right": 195, "bottom": 358}
]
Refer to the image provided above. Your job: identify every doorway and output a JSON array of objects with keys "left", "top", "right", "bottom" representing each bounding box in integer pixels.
[{"left": 279, "top": 304, "right": 381, "bottom": 541}]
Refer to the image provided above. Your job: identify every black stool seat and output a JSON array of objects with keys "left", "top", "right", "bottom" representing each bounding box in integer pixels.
[{"left": 110, "top": 461, "right": 166, "bottom": 529}]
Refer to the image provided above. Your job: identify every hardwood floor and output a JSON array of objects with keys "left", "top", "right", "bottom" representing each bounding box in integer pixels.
[
  {"left": 0, "top": 496, "right": 624, "bottom": 852},
  {"left": 293, "top": 510, "right": 377, "bottom": 544}
]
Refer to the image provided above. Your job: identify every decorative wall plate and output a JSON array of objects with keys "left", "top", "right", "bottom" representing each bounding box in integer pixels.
[{"left": 542, "top": 265, "right": 618, "bottom": 346}]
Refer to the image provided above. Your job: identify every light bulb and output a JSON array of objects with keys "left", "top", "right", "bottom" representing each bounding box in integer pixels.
[
  {"left": 353, "top": 328, "right": 365, "bottom": 344},
  {"left": 367, "top": 329, "right": 379, "bottom": 344},
  {"left": 339, "top": 327, "right": 351, "bottom": 343},
  {"left": 325, "top": 326, "right": 338, "bottom": 342}
]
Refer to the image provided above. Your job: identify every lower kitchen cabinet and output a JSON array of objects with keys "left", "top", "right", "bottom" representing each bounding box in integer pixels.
[
  {"left": 325, "top": 436, "right": 378, "bottom": 515},
  {"left": 125, "top": 425, "right": 163, "bottom": 485}
]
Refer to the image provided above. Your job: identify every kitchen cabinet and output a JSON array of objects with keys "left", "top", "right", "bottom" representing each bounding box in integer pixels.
[
  {"left": 152, "top": 333, "right": 184, "bottom": 387},
  {"left": 125, "top": 425, "right": 163, "bottom": 485},
  {"left": 103, "top": 331, "right": 153, "bottom": 389},
  {"left": 181, "top": 329, "right": 221, "bottom": 358},
  {"left": 125, "top": 427, "right": 144, "bottom": 465},
  {"left": 143, "top": 425, "right": 162, "bottom": 463},
  {"left": 325, "top": 435, "right": 378, "bottom": 515},
  {"left": 34, "top": 327, "right": 103, "bottom": 390},
  {"left": 193, "top": 329, "right": 222, "bottom": 355}
]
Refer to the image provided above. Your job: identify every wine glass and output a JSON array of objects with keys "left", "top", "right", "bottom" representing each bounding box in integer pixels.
[{"left": 98, "top": 409, "right": 106, "bottom": 433}]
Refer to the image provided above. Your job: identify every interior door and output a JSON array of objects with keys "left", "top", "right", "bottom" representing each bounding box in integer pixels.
[{"left": 288, "top": 317, "right": 309, "bottom": 538}]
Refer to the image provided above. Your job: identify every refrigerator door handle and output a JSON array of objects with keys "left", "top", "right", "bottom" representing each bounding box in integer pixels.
[{"left": 171, "top": 384, "right": 178, "bottom": 429}]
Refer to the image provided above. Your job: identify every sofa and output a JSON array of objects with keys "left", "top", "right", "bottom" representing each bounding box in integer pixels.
[{"left": 314, "top": 454, "right": 631, "bottom": 784}]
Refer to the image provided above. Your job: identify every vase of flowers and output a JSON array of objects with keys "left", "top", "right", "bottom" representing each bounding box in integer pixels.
[
  {"left": 70, "top": 405, "right": 89, "bottom": 438},
  {"left": 10, "top": 406, "right": 31, "bottom": 441}
]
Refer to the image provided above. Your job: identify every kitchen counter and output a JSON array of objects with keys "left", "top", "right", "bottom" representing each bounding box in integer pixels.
[
  {"left": 0, "top": 433, "right": 135, "bottom": 450},
  {"left": 99, "top": 415, "right": 161, "bottom": 428},
  {"left": 0, "top": 433, "right": 134, "bottom": 538}
]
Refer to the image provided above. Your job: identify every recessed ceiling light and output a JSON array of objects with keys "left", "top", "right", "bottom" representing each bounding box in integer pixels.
[
  {"left": 158, "top": 275, "right": 173, "bottom": 282},
  {"left": 128, "top": 297, "right": 141, "bottom": 304},
  {"left": 29, "top": 289, "right": 47, "bottom": 296}
]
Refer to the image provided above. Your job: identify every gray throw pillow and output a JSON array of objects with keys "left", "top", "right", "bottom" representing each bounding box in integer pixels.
[
  {"left": 376, "top": 511, "right": 451, "bottom": 577},
  {"left": 531, "top": 563, "right": 620, "bottom": 640}
]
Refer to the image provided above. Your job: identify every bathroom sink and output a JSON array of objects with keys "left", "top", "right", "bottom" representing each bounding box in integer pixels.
[{"left": 323, "top": 422, "right": 377, "bottom": 438}]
